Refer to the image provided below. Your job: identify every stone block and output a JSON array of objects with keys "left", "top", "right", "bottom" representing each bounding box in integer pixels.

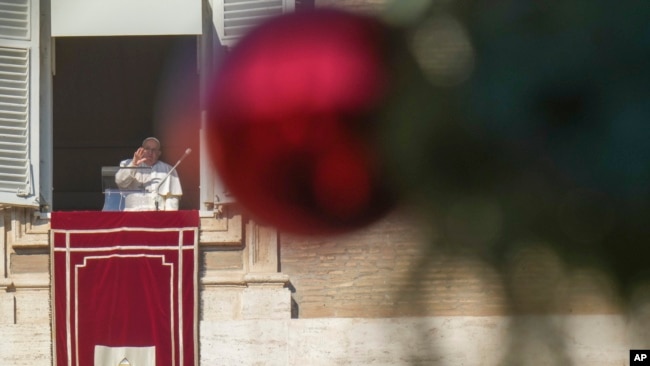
[
  {"left": 0, "top": 293, "right": 15, "bottom": 324},
  {"left": 15, "top": 290, "right": 51, "bottom": 324},
  {"left": 10, "top": 252, "right": 49, "bottom": 274},
  {"left": 241, "top": 286, "right": 291, "bottom": 320},
  {"left": 202, "top": 249, "right": 244, "bottom": 271},
  {"left": 0, "top": 324, "right": 51, "bottom": 366},
  {"left": 201, "top": 287, "right": 242, "bottom": 321},
  {"left": 200, "top": 319, "right": 289, "bottom": 366}
]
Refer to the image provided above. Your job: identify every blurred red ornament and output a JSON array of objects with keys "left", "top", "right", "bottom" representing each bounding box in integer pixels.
[{"left": 207, "top": 9, "right": 396, "bottom": 235}]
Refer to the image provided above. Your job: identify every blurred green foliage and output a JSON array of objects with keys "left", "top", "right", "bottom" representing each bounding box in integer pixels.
[{"left": 377, "top": 0, "right": 650, "bottom": 298}]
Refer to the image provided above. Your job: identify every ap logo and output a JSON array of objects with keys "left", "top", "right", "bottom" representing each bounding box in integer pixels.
[{"left": 631, "top": 350, "right": 650, "bottom": 364}]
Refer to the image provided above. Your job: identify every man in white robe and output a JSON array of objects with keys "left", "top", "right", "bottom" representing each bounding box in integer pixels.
[{"left": 115, "top": 137, "right": 183, "bottom": 211}]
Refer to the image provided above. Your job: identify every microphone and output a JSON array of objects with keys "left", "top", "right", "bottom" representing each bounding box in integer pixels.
[
  {"left": 176, "top": 148, "right": 192, "bottom": 165},
  {"left": 155, "top": 148, "right": 191, "bottom": 210}
]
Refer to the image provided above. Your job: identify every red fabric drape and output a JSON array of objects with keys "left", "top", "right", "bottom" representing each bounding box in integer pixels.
[{"left": 51, "top": 211, "right": 199, "bottom": 366}]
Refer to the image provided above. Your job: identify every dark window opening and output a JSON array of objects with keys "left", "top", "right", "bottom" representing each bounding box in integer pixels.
[{"left": 53, "top": 35, "right": 200, "bottom": 211}]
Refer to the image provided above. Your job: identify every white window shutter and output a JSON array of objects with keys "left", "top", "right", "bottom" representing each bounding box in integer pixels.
[
  {"left": 0, "top": 0, "right": 40, "bottom": 207},
  {"left": 0, "top": 0, "right": 30, "bottom": 40},
  {"left": 201, "top": 1, "right": 296, "bottom": 213},
  {"left": 211, "top": 0, "right": 295, "bottom": 47},
  {"left": 199, "top": 115, "right": 235, "bottom": 214}
]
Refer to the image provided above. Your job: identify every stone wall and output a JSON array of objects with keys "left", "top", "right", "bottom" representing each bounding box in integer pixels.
[
  {"left": 280, "top": 207, "right": 623, "bottom": 319},
  {"left": 0, "top": 208, "right": 52, "bottom": 366},
  {"left": 200, "top": 315, "right": 634, "bottom": 365},
  {"left": 0, "top": 204, "right": 642, "bottom": 366},
  {"left": 0, "top": 206, "right": 292, "bottom": 365}
]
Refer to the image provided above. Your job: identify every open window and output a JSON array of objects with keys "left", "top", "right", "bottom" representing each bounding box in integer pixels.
[
  {"left": 0, "top": 0, "right": 305, "bottom": 212},
  {"left": 47, "top": 0, "right": 203, "bottom": 211},
  {"left": 52, "top": 35, "right": 200, "bottom": 211}
]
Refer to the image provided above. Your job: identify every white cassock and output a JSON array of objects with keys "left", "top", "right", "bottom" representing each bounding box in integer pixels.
[{"left": 115, "top": 159, "right": 183, "bottom": 211}]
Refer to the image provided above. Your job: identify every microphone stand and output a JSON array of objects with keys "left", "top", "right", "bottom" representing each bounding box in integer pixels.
[{"left": 155, "top": 148, "right": 191, "bottom": 211}]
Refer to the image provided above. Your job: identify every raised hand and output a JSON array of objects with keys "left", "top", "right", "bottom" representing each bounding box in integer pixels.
[{"left": 132, "top": 147, "right": 147, "bottom": 166}]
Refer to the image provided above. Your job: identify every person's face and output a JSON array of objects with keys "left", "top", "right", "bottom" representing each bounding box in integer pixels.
[{"left": 142, "top": 140, "right": 161, "bottom": 166}]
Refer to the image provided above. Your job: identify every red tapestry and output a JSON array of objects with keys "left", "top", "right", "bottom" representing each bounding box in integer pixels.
[{"left": 51, "top": 211, "right": 199, "bottom": 366}]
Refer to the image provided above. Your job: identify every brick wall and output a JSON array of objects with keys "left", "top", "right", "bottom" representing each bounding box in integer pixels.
[
  {"left": 280, "top": 207, "right": 622, "bottom": 318},
  {"left": 281, "top": 208, "right": 499, "bottom": 318}
]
